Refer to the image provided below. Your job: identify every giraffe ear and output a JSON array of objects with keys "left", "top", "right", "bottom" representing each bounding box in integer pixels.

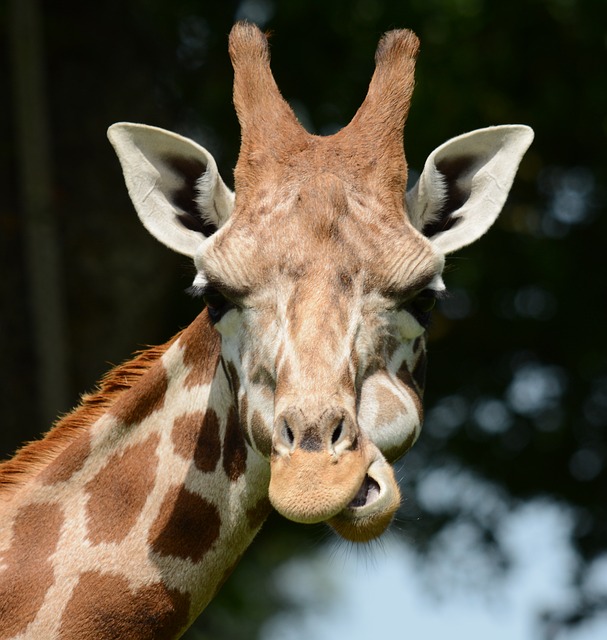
[
  {"left": 406, "top": 125, "right": 534, "bottom": 255},
  {"left": 108, "top": 123, "right": 235, "bottom": 258}
]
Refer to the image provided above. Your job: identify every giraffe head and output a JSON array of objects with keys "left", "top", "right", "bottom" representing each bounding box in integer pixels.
[{"left": 108, "top": 23, "right": 533, "bottom": 542}]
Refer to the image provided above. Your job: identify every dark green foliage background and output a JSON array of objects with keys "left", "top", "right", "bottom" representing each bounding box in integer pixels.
[{"left": 1, "top": 1, "right": 606, "bottom": 637}]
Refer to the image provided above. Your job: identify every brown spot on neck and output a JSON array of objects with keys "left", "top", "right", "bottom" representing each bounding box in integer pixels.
[
  {"left": 225, "top": 360, "right": 241, "bottom": 400},
  {"left": 149, "top": 485, "right": 220, "bottom": 563},
  {"left": 39, "top": 430, "right": 91, "bottom": 485},
  {"left": 250, "top": 410, "right": 272, "bottom": 458},
  {"left": 111, "top": 361, "right": 168, "bottom": 425},
  {"left": 85, "top": 434, "right": 160, "bottom": 545},
  {"left": 181, "top": 311, "right": 222, "bottom": 388},
  {"left": 0, "top": 503, "right": 63, "bottom": 638},
  {"left": 58, "top": 571, "right": 190, "bottom": 639},
  {"left": 239, "top": 393, "right": 253, "bottom": 449},
  {"left": 222, "top": 406, "right": 248, "bottom": 482},
  {"left": 171, "top": 410, "right": 222, "bottom": 473}
]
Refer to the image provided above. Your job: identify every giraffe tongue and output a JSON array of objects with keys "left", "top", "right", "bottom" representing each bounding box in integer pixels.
[{"left": 348, "top": 475, "right": 381, "bottom": 508}]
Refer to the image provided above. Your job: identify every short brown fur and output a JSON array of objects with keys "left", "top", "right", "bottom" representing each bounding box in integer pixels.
[
  {"left": 58, "top": 571, "right": 190, "bottom": 640},
  {"left": 0, "top": 502, "right": 63, "bottom": 639}
]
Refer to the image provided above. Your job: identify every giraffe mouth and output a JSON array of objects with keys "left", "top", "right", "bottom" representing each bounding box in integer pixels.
[
  {"left": 328, "top": 457, "right": 401, "bottom": 542},
  {"left": 348, "top": 474, "right": 381, "bottom": 509}
]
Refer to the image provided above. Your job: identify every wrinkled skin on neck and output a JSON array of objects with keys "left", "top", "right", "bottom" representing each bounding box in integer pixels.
[{"left": 198, "top": 171, "right": 443, "bottom": 541}]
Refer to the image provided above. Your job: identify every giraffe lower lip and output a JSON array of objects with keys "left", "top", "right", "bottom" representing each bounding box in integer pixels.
[{"left": 348, "top": 474, "right": 381, "bottom": 508}]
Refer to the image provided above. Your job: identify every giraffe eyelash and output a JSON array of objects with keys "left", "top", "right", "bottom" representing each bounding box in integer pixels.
[
  {"left": 186, "top": 271, "right": 210, "bottom": 298},
  {"left": 186, "top": 283, "right": 206, "bottom": 298}
]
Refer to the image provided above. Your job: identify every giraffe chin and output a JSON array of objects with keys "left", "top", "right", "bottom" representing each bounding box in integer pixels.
[
  {"left": 328, "top": 459, "right": 402, "bottom": 543},
  {"left": 268, "top": 444, "right": 371, "bottom": 526},
  {"left": 269, "top": 448, "right": 400, "bottom": 543}
]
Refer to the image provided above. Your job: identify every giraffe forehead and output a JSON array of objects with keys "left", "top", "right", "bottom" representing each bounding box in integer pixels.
[{"left": 204, "top": 173, "right": 440, "bottom": 296}]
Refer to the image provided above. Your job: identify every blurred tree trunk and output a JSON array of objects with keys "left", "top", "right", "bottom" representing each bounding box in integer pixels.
[{"left": 8, "top": 0, "right": 69, "bottom": 426}]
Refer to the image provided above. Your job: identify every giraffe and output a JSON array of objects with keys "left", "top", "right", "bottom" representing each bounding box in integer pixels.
[{"left": 0, "top": 22, "right": 533, "bottom": 639}]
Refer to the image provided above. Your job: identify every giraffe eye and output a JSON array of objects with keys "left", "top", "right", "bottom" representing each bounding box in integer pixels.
[
  {"left": 402, "top": 289, "right": 438, "bottom": 327},
  {"left": 202, "top": 288, "right": 235, "bottom": 323},
  {"left": 412, "top": 289, "right": 437, "bottom": 313}
]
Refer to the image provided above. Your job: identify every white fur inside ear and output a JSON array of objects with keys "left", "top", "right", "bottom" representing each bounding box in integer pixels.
[
  {"left": 406, "top": 125, "right": 534, "bottom": 255},
  {"left": 406, "top": 162, "right": 448, "bottom": 232},
  {"left": 108, "top": 122, "right": 234, "bottom": 258},
  {"left": 195, "top": 171, "right": 235, "bottom": 230}
]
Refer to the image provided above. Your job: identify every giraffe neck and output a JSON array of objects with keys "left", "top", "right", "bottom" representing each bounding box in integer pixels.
[{"left": 0, "top": 312, "right": 271, "bottom": 639}]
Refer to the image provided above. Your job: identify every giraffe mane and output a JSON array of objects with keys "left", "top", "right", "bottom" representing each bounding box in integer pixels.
[{"left": 0, "top": 333, "right": 180, "bottom": 500}]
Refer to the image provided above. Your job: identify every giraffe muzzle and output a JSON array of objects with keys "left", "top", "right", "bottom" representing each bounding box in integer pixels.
[{"left": 268, "top": 406, "right": 400, "bottom": 539}]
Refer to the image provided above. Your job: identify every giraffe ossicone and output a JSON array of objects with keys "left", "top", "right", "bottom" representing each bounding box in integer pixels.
[{"left": 0, "top": 22, "right": 533, "bottom": 639}]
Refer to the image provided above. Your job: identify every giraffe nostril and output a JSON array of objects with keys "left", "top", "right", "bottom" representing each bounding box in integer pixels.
[
  {"left": 274, "top": 408, "right": 355, "bottom": 454},
  {"left": 331, "top": 420, "right": 344, "bottom": 445},
  {"left": 283, "top": 422, "right": 295, "bottom": 446}
]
